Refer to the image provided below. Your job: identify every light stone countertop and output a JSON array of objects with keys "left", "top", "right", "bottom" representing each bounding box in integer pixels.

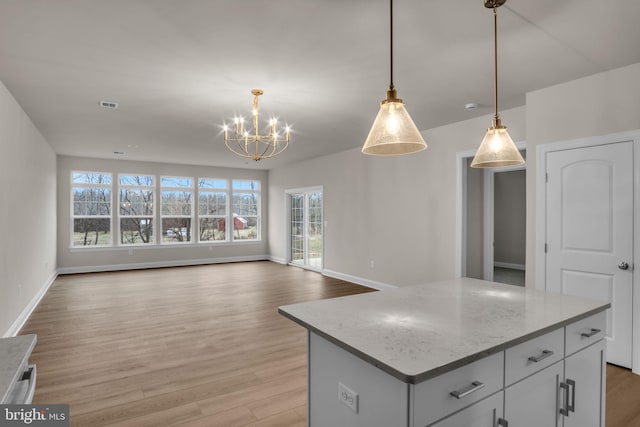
[
  {"left": 278, "top": 278, "right": 609, "bottom": 384},
  {"left": 0, "top": 334, "right": 37, "bottom": 403}
]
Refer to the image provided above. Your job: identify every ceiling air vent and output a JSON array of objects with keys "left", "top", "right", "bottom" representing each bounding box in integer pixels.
[{"left": 99, "top": 100, "right": 118, "bottom": 109}]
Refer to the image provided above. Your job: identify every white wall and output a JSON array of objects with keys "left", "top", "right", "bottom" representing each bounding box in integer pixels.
[
  {"left": 525, "top": 62, "right": 640, "bottom": 287},
  {"left": 57, "top": 156, "right": 269, "bottom": 272},
  {"left": 465, "top": 158, "right": 484, "bottom": 279},
  {"left": 269, "top": 107, "right": 526, "bottom": 287},
  {"left": 0, "top": 80, "right": 57, "bottom": 336},
  {"left": 494, "top": 169, "right": 526, "bottom": 266}
]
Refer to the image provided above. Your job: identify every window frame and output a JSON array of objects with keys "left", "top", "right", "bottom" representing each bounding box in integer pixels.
[
  {"left": 231, "top": 179, "right": 261, "bottom": 242},
  {"left": 118, "top": 174, "right": 156, "bottom": 246},
  {"left": 197, "top": 178, "right": 229, "bottom": 243},
  {"left": 160, "top": 175, "right": 195, "bottom": 245},
  {"left": 70, "top": 171, "right": 113, "bottom": 248}
]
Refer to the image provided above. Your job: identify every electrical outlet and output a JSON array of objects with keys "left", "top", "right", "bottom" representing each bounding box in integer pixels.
[
  {"left": 338, "top": 382, "right": 358, "bottom": 413},
  {"left": 18, "top": 284, "right": 22, "bottom": 296},
  {"left": 370, "top": 260, "right": 375, "bottom": 269}
]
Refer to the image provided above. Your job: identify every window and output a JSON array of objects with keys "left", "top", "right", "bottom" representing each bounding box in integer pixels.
[
  {"left": 71, "top": 172, "right": 112, "bottom": 246},
  {"left": 161, "top": 176, "right": 193, "bottom": 243},
  {"left": 119, "top": 175, "right": 154, "bottom": 244},
  {"left": 232, "top": 180, "right": 260, "bottom": 241},
  {"left": 198, "top": 178, "right": 227, "bottom": 242}
]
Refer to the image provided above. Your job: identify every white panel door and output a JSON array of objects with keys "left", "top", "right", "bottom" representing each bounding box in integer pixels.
[{"left": 546, "top": 141, "right": 633, "bottom": 367}]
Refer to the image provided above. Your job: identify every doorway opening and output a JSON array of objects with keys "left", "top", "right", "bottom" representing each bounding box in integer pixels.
[
  {"left": 456, "top": 145, "right": 526, "bottom": 287},
  {"left": 286, "top": 187, "right": 323, "bottom": 271}
]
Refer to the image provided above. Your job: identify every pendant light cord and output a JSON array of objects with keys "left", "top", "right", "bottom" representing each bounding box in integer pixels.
[
  {"left": 389, "top": 0, "right": 394, "bottom": 90},
  {"left": 493, "top": 6, "right": 499, "bottom": 121}
]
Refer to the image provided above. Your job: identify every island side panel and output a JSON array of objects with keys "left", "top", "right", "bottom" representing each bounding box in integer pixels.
[{"left": 308, "top": 331, "right": 410, "bottom": 427}]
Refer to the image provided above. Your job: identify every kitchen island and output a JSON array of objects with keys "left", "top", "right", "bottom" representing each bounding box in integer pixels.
[{"left": 279, "top": 278, "right": 610, "bottom": 427}]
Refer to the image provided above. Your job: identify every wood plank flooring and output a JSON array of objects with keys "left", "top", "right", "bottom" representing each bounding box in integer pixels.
[
  {"left": 606, "top": 364, "right": 640, "bottom": 426},
  {"left": 19, "top": 261, "right": 374, "bottom": 426},
  {"left": 18, "top": 261, "right": 640, "bottom": 426}
]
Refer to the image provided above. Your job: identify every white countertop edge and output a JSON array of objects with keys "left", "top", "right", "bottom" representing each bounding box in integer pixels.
[
  {"left": 278, "top": 278, "right": 610, "bottom": 384},
  {"left": 0, "top": 334, "right": 37, "bottom": 404}
]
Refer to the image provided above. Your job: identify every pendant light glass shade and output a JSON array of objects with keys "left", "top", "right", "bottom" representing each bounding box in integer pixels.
[
  {"left": 362, "top": 0, "right": 426, "bottom": 156},
  {"left": 471, "top": 118, "right": 524, "bottom": 167},
  {"left": 471, "top": 0, "right": 524, "bottom": 168},
  {"left": 362, "top": 88, "right": 426, "bottom": 155}
]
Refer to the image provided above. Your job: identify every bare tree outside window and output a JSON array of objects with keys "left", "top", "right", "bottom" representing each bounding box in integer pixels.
[{"left": 72, "top": 172, "right": 112, "bottom": 246}]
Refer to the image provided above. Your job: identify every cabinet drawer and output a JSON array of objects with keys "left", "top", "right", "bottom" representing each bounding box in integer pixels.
[
  {"left": 565, "top": 311, "right": 606, "bottom": 356},
  {"left": 505, "top": 328, "right": 564, "bottom": 386},
  {"left": 429, "top": 391, "right": 504, "bottom": 427},
  {"left": 413, "top": 352, "right": 504, "bottom": 427}
]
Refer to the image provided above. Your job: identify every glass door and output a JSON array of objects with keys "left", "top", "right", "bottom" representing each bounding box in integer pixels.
[{"left": 288, "top": 188, "right": 322, "bottom": 270}]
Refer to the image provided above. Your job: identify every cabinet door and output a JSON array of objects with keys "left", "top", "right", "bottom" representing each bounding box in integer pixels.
[
  {"left": 563, "top": 340, "right": 606, "bottom": 427},
  {"left": 504, "top": 361, "right": 563, "bottom": 427},
  {"left": 429, "top": 392, "right": 503, "bottom": 427}
]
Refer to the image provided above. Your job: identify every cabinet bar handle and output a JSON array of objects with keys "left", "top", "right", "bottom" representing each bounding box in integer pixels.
[
  {"left": 559, "top": 381, "right": 570, "bottom": 416},
  {"left": 567, "top": 379, "right": 576, "bottom": 413},
  {"left": 580, "top": 328, "right": 601, "bottom": 338},
  {"left": 497, "top": 418, "right": 509, "bottom": 427},
  {"left": 450, "top": 380, "right": 485, "bottom": 399},
  {"left": 528, "top": 349, "right": 554, "bottom": 363}
]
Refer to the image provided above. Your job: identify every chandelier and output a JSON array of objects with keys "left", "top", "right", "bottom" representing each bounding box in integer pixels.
[{"left": 223, "top": 89, "right": 290, "bottom": 161}]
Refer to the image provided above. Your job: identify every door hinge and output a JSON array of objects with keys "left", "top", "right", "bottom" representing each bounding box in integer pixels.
[
  {"left": 544, "top": 243, "right": 548, "bottom": 253},
  {"left": 545, "top": 172, "right": 549, "bottom": 183}
]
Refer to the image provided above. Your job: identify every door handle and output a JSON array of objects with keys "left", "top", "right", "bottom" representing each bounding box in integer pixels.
[
  {"left": 528, "top": 349, "right": 554, "bottom": 363},
  {"left": 450, "top": 381, "right": 485, "bottom": 399},
  {"left": 580, "top": 328, "right": 601, "bottom": 338},
  {"left": 566, "top": 379, "right": 576, "bottom": 413},
  {"left": 618, "top": 261, "right": 629, "bottom": 270},
  {"left": 560, "top": 381, "right": 570, "bottom": 416}
]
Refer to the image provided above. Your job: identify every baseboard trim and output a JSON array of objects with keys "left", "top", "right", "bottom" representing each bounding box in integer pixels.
[
  {"left": 494, "top": 262, "right": 526, "bottom": 271},
  {"left": 322, "top": 269, "right": 397, "bottom": 291},
  {"left": 4, "top": 272, "right": 58, "bottom": 338},
  {"left": 57, "top": 255, "right": 271, "bottom": 275},
  {"left": 268, "top": 256, "right": 287, "bottom": 265}
]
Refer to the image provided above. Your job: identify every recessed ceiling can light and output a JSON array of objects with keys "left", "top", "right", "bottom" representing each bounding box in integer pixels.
[
  {"left": 100, "top": 101, "right": 118, "bottom": 109},
  {"left": 113, "top": 151, "right": 125, "bottom": 155},
  {"left": 465, "top": 103, "right": 478, "bottom": 110}
]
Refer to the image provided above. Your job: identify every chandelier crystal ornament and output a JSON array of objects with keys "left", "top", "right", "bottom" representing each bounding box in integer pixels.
[
  {"left": 471, "top": 0, "right": 524, "bottom": 168},
  {"left": 362, "top": 0, "right": 427, "bottom": 156},
  {"left": 223, "top": 89, "right": 290, "bottom": 161}
]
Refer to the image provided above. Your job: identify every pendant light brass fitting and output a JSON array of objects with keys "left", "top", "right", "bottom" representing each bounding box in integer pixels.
[
  {"left": 382, "top": 85, "right": 403, "bottom": 104},
  {"left": 491, "top": 116, "right": 505, "bottom": 129},
  {"left": 484, "top": 0, "right": 506, "bottom": 8}
]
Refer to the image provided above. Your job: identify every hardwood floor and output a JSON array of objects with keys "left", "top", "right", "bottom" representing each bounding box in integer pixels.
[
  {"left": 607, "top": 364, "right": 640, "bottom": 426},
  {"left": 18, "top": 261, "right": 640, "bottom": 426},
  {"left": 19, "top": 261, "right": 374, "bottom": 426}
]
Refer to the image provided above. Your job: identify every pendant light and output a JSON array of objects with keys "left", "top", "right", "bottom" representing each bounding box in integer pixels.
[
  {"left": 471, "top": 0, "right": 524, "bottom": 168},
  {"left": 362, "top": 0, "right": 427, "bottom": 156}
]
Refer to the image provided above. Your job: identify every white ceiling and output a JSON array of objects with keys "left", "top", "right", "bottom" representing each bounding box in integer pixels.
[{"left": 1, "top": 0, "right": 639, "bottom": 170}]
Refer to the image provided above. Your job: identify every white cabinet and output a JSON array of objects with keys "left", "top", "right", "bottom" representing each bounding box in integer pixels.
[
  {"left": 563, "top": 339, "right": 606, "bottom": 427},
  {"left": 306, "top": 312, "right": 606, "bottom": 427},
  {"left": 429, "top": 391, "right": 504, "bottom": 427},
  {"left": 413, "top": 352, "right": 503, "bottom": 427},
  {"left": 505, "top": 361, "right": 564, "bottom": 427}
]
